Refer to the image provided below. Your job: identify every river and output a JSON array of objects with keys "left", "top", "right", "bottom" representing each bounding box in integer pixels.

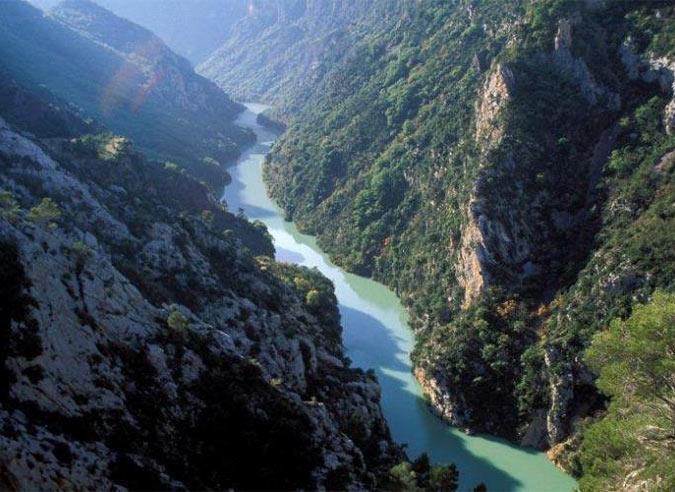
[{"left": 222, "top": 104, "right": 578, "bottom": 491}]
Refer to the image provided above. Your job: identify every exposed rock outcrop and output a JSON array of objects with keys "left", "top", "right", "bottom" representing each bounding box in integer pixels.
[
  {"left": 620, "top": 38, "right": 675, "bottom": 134},
  {"left": 0, "top": 110, "right": 401, "bottom": 489},
  {"left": 456, "top": 203, "right": 492, "bottom": 307},
  {"left": 544, "top": 345, "right": 574, "bottom": 445},
  {"left": 414, "top": 367, "right": 471, "bottom": 431},
  {"left": 520, "top": 409, "right": 549, "bottom": 449},
  {"left": 475, "top": 63, "right": 515, "bottom": 152},
  {"left": 553, "top": 18, "right": 620, "bottom": 110}
]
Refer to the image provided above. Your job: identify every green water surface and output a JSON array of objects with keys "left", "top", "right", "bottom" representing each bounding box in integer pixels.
[{"left": 222, "top": 104, "right": 578, "bottom": 492}]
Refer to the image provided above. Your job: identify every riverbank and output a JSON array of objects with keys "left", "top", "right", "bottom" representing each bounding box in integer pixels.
[{"left": 222, "top": 103, "right": 578, "bottom": 491}]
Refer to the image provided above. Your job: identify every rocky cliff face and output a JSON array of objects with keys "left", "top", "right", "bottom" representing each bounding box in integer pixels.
[
  {"left": 413, "top": 367, "right": 472, "bottom": 432},
  {"left": 620, "top": 37, "right": 675, "bottom": 135},
  {"left": 415, "top": 5, "right": 675, "bottom": 452},
  {"left": 551, "top": 17, "right": 620, "bottom": 109},
  {"left": 474, "top": 64, "right": 514, "bottom": 152},
  {"left": 0, "top": 83, "right": 401, "bottom": 489}
]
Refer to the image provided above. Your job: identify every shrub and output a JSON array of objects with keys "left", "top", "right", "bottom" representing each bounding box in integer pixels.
[
  {"left": 429, "top": 464, "right": 459, "bottom": 492},
  {"left": 252, "top": 220, "right": 272, "bottom": 243},
  {"left": 72, "top": 240, "right": 90, "bottom": 271},
  {"left": 0, "top": 190, "right": 21, "bottom": 223},
  {"left": 580, "top": 292, "right": 675, "bottom": 490},
  {"left": 305, "top": 289, "right": 321, "bottom": 308},
  {"left": 386, "top": 455, "right": 459, "bottom": 492},
  {"left": 387, "top": 462, "right": 421, "bottom": 491},
  {"left": 27, "top": 197, "right": 61, "bottom": 227},
  {"left": 201, "top": 210, "right": 215, "bottom": 226},
  {"left": 167, "top": 310, "right": 189, "bottom": 332}
]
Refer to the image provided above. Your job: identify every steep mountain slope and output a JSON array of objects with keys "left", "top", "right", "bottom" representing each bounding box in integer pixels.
[
  {"left": 0, "top": 83, "right": 401, "bottom": 490},
  {"left": 239, "top": 0, "right": 675, "bottom": 481},
  {"left": 93, "top": 0, "right": 250, "bottom": 64},
  {"left": 0, "top": 0, "right": 252, "bottom": 186},
  {"left": 198, "top": 0, "right": 413, "bottom": 119}
]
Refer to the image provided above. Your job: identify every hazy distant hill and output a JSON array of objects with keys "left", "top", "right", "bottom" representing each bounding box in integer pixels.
[
  {"left": 27, "top": 0, "right": 250, "bottom": 64},
  {"left": 198, "top": 0, "right": 411, "bottom": 119},
  {"left": 1, "top": 0, "right": 252, "bottom": 184},
  {"left": 91, "top": 0, "right": 250, "bottom": 64}
]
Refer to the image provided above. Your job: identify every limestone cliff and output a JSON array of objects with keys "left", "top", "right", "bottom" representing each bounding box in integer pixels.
[
  {"left": 0, "top": 88, "right": 401, "bottom": 488},
  {"left": 474, "top": 64, "right": 515, "bottom": 152},
  {"left": 620, "top": 37, "right": 675, "bottom": 135}
]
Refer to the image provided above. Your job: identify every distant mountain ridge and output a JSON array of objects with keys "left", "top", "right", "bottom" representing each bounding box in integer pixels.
[
  {"left": 26, "top": 0, "right": 251, "bottom": 64},
  {"left": 92, "top": 0, "right": 250, "bottom": 64},
  {"left": 50, "top": 0, "right": 234, "bottom": 114},
  {"left": 198, "top": 0, "right": 414, "bottom": 119},
  {"left": 51, "top": 0, "right": 182, "bottom": 63},
  {"left": 0, "top": 0, "right": 251, "bottom": 186}
]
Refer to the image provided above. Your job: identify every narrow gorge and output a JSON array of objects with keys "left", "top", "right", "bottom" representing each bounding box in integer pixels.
[
  {"left": 1, "top": 0, "right": 674, "bottom": 490},
  {"left": 224, "top": 104, "right": 578, "bottom": 490}
]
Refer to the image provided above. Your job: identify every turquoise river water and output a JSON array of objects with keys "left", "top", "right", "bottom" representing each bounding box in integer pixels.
[{"left": 222, "top": 104, "right": 578, "bottom": 491}]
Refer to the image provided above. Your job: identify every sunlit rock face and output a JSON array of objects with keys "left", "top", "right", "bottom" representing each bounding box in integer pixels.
[{"left": 474, "top": 63, "right": 514, "bottom": 152}]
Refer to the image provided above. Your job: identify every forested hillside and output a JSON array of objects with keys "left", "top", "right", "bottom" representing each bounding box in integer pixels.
[
  {"left": 0, "top": 0, "right": 252, "bottom": 186},
  {"left": 201, "top": 0, "right": 675, "bottom": 487}
]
